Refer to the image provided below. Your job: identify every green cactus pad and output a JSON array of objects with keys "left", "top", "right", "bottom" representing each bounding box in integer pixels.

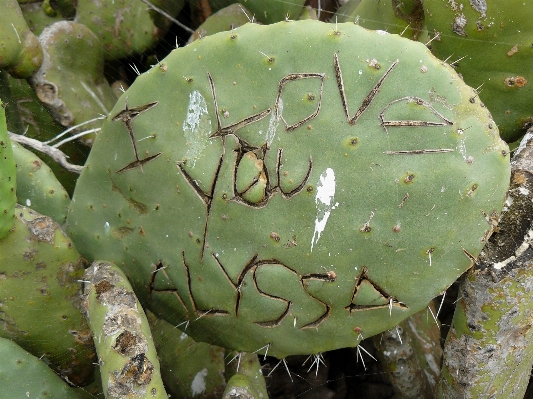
[
  {"left": 29, "top": 21, "right": 117, "bottom": 142},
  {"left": 146, "top": 310, "right": 226, "bottom": 398},
  {"left": 205, "top": 0, "right": 306, "bottom": 24},
  {"left": 225, "top": 351, "right": 268, "bottom": 399},
  {"left": 6, "top": 75, "right": 89, "bottom": 194},
  {"left": 0, "top": 0, "right": 43, "bottom": 78},
  {"left": 66, "top": 20, "right": 510, "bottom": 358},
  {"left": 0, "top": 337, "right": 94, "bottom": 399},
  {"left": 74, "top": 0, "right": 175, "bottom": 60},
  {"left": 335, "top": 0, "right": 426, "bottom": 41},
  {"left": 0, "top": 205, "right": 95, "bottom": 385},
  {"left": 81, "top": 261, "right": 167, "bottom": 399},
  {"left": 19, "top": 2, "right": 64, "bottom": 35},
  {"left": 0, "top": 99, "right": 16, "bottom": 240},
  {"left": 11, "top": 141, "right": 70, "bottom": 224},
  {"left": 424, "top": 0, "right": 533, "bottom": 142},
  {"left": 188, "top": 4, "right": 253, "bottom": 43}
]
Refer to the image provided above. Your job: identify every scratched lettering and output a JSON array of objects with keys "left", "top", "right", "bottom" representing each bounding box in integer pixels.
[{"left": 132, "top": 51, "right": 458, "bottom": 329}]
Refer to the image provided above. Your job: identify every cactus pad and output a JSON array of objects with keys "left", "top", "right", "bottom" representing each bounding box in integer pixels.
[
  {"left": 81, "top": 261, "right": 167, "bottom": 399},
  {"left": 0, "top": 0, "right": 43, "bottom": 78},
  {"left": 0, "top": 338, "right": 93, "bottom": 399},
  {"left": 0, "top": 99, "right": 16, "bottom": 239},
  {"left": 29, "top": 21, "right": 117, "bottom": 140},
  {"left": 0, "top": 205, "right": 95, "bottom": 385},
  {"left": 12, "top": 141, "right": 70, "bottom": 224},
  {"left": 424, "top": 0, "right": 533, "bottom": 142},
  {"left": 66, "top": 21, "right": 510, "bottom": 358}
]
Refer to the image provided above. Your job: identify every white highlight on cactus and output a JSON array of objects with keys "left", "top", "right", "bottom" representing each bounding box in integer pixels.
[
  {"left": 457, "top": 138, "right": 467, "bottom": 161},
  {"left": 311, "top": 168, "right": 337, "bottom": 252},
  {"left": 519, "top": 186, "right": 530, "bottom": 196},
  {"left": 266, "top": 98, "right": 282, "bottom": 146},
  {"left": 25, "top": 199, "right": 31, "bottom": 207},
  {"left": 190, "top": 368, "right": 208, "bottom": 396},
  {"left": 104, "top": 221, "right": 110, "bottom": 235},
  {"left": 11, "top": 23, "right": 21, "bottom": 44},
  {"left": 183, "top": 90, "right": 212, "bottom": 168},
  {"left": 425, "top": 353, "right": 440, "bottom": 377}
]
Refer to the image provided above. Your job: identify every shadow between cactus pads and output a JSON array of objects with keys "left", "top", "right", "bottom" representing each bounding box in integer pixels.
[{"left": 66, "top": 20, "right": 511, "bottom": 359}]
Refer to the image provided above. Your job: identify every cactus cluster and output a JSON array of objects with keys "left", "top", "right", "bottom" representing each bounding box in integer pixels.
[
  {"left": 2, "top": 0, "right": 531, "bottom": 397},
  {"left": 66, "top": 20, "right": 509, "bottom": 358}
]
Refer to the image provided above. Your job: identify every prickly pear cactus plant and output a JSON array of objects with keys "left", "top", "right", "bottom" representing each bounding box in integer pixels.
[
  {"left": 335, "top": 0, "right": 426, "bottom": 41},
  {"left": 66, "top": 20, "right": 510, "bottom": 359},
  {"left": 75, "top": 0, "right": 184, "bottom": 60},
  {"left": 29, "top": 21, "right": 117, "bottom": 139},
  {"left": 201, "top": 0, "right": 307, "bottom": 24},
  {"left": 81, "top": 261, "right": 167, "bottom": 398},
  {"left": 0, "top": 0, "right": 43, "bottom": 79},
  {"left": 424, "top": 0, "right": 533, "bottom": 142},
  {"left": 0, "top": 205, "right": 95, "bottom": 385},
  {"left": 0, "top": 337, "right": 93, "bottom": 399},
  {"left": 11, "top": 141, "right": 70, "bottom": 224}
]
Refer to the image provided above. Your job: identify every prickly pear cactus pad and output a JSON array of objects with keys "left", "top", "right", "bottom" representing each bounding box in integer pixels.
[
  {"left": 0, "top": 99, "right": 16, "bottom": 239},
  {"left": 424, "top": 0, "right": 533, "bottom": 142},
  {"left": 66, "top": 20, "right": 510, "bottom": 358}
]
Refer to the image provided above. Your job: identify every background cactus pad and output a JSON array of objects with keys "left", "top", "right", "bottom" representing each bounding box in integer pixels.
[{"left": 66, "top": 20, "right": 510, "bottom": 358}]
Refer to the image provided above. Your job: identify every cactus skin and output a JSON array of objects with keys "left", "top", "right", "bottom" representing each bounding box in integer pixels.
[
  {"left": 146, "top": 310, "right": 227, "bottom": 398},
  {"left": 29, "top": 21, "right": 117, "bottom": 142},
  {"left": 0, "top": 0, "right": 43, "bottom": 79},
  {"left": 81, "top": 261, "right": 168, "bottom": 399},
  {"left": 0, "top": 99, "right": 16, "bottom": 240},
  {"left": 6, "top": 75, "right": 89, "bottom": 194},
  {"left": 0, "top": 205, "right": 95, "bottom": 385},
  {"left": 373, "top": 303, "right": 442, "bottom": 398},
  {"left": 0, "top": 337, "right": 94, "bottom": 399},
  {"left": 11, "top": 141, "right": 70, "bottom": 224},
  {"left": 424, "top": 0, "right": 533, "bottom": 143},
  {"left": 45, "top": 0, "right": 76, "bottom": 19},
  {"left": 66, "top": 20, "right": 510, "bottom": 358},
  {"left": 299, "top": 6, "right": 319, "bottom": 21},
  {"left": 74, "top": 0, "right": 174, "bottom": 60},
  {"left": 224, "top": 352, "right": 268, "bottom": 399},
  {"left": 19, "top": 2, "right": 64, "bottom": 35},
  {"left": 205, "top": 0, "right": 307, "bottom": 24},
  {"left": 188, "top": 4, "right": 254, "bottom": 43},
  {"left": 335, "top": 0, "right": 426, "bottom": 41}
]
